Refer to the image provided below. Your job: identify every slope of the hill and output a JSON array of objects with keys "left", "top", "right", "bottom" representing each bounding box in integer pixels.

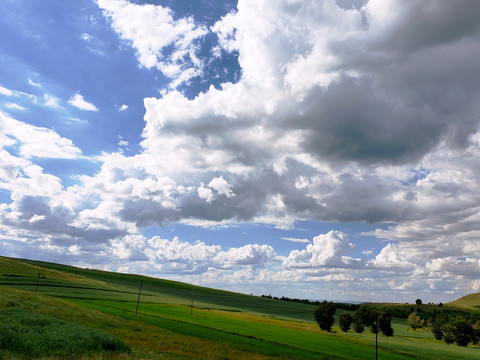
[
  {"left": 3, "top": 256, "right": 318, "bottom": 322},
  {"left": 447, "top": 292, "right": 480, "bottom": 310}
]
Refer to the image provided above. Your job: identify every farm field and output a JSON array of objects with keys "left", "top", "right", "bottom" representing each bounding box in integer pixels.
[{"left": 1, "top": 255, "right": 479, "bottom": 359}]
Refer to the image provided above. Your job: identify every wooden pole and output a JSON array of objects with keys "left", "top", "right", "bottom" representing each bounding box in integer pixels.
[
  {"left": 190, "top": 288, "right": 194, "bottom": 315},
  {"left": 376, "top": 315, "right": 378, "bottom": 360},
  {"left": 34, "top": 273, "right": 40, "bottom": 293},
  {"left": 136, "top": 282, "right": 143, "bottom": 315}
]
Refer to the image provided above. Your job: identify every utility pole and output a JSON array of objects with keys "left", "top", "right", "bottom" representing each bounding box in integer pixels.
[
  {"left": 34, "top": 273, "right": 40, "bottom": 293},
  {"left": 190, "top": 288, "right": 194, "bottom": 315},
  {"left": 376, "top": 315, "right": 378, "bottom": 360},
  {"left": 136, "top": 282, "right": 143, "bottom": 315}
]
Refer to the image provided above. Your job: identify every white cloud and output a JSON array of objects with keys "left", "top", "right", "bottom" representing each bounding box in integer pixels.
[
  {"left": 141, "top": 236, "right": 277, "bottom": 274},
  {"left": 1, "top": 83, "right": 61, "bottom": 110},
  {"left": 208, "top": 176, "right": 235, "bottom": 198},
  {"left": 81, "top": 33, "right": 92, "bottom": 42},
  {"left": 197, "top": 183, "right": 214, "bottom": 203},
  {"left": 0, "top": 111, "right": 82, "bottom": 159},
  {"left": 4, "top": 103, "right": 26, "bottom": 111},
  {"left": 0, "top": 85, "right": 14, "bottom": 96},
  {"left": 43, "top": 94, "right": 61, "bottom": 109},
  {"left": 27, "top": 78, "right": 42, "bottom": 87},
  {"left": 283, "top": 231, "right": 357, "bottom": 269},
  {"left": 119, "top": 104, "right": 128, "bottom": 111},
  {"left": 281, "top": 237, "right": 311, "bottom": 244},
  {"left": 214, "top": 244, "right": 279, "bottom": 269},
  {"left": 197, "top": 176, "right": 235, "bottom": 203},
  {"left": 426, "top": 257, "right": 480, "bottom": 278},
  {"left": 97, "top": 0, "right": 207, "bottom": 88},
  {"left": 68, "top": 93, "right": 99, "bottom": 111},
  {"left": 369, "top": 243, "right": 414, "bottom": 270}
]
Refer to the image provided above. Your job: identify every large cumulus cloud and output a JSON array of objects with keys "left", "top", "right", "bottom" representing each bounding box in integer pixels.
[{"left": 2, "top": 0, "right": 480, "bottom": 302}]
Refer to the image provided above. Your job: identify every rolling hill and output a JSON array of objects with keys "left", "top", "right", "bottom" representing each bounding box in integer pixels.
[
  {"left": 1, "top": 255, "right": 479, "bottom": 360},
  {"left": 447, "top": 292, "right": 480, "bottom": 311}
]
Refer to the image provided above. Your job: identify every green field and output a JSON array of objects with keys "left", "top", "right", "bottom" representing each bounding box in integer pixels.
[{"left": 1, "top": 256, "right": 479, "bottom": 359}]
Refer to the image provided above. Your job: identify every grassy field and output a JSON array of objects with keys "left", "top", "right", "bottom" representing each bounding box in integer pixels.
[{"left": 1, "top": 256, "right": 479, "bottom": 359}]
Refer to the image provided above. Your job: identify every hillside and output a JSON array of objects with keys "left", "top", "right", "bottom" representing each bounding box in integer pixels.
[
  {"left": 448, "top": 292, "right": 480, "bottom": 310},
  {"left": 1, "top": 255, "right": 480, "bottom": 360}
]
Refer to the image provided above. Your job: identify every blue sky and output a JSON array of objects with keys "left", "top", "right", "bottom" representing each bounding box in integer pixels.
[{"left": 1, "top": 0, "right": 480, "bottom": 303}]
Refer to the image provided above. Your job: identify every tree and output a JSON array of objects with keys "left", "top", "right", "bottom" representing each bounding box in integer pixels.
[
  {"left": 442, "top": 323, "right": 455, "bottom": 345},
  {"left": 415, "top": 298, "right": 422, "bottom": 306},
  {"left": 314, "top": 301, "right": 336, "bottom": 332},
  {"left": 378, "top": 311, "right": 394, "bottom": 337},
  {"left": 472, "top": 321, "right": 480, "bottom": 345},
  {"left": 352, "top": 312, "right": 365, "bottom": 333},
  {"left": 352, "top": 306, "right": 377, "bottom": 334},
  {"left": 407, "top": 311, "right": 423, "bottom": 331},
  {"left": 339, "top": 313, "right": 353, "bottom": 332},
  {"left": 432, "top": 319, "right": 444, "bottom": 341},
  {"left": 453, "top": 317, "right": 473, "bottom": 347}
]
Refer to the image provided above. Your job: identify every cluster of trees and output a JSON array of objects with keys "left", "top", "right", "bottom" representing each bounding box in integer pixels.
[
  {"left": 313, "top": 301, "right": 393, "bottom": 336},
  {"left": 431, "top": 316, "right": 480, "bottom": 346},
  {"left": 406, "top": 308, "right": 480, "bottom": 347},
  {"left": 260, "top": 295, "right": 359, "bottom": 311}
]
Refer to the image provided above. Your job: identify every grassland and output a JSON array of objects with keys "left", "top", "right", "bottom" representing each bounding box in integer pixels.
[
  {"left": 1, "top": 256, "right": 479, "bottom": 359},
  {"left": 448, "top": 292, "right": 480, "bottom": 311}
]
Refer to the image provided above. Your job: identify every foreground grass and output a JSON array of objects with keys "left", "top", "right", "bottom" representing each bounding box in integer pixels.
[{"left": 0, "top": 307, "right": 130, "bottom": 359}]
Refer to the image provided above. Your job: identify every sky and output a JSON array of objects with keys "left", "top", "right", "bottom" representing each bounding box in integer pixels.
[{"left": 1, "top": 0, "right": 480, "bottom": 303}]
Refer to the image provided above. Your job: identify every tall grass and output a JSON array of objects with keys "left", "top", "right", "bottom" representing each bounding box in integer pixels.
[{"left": 0, "top": 307, "right": 130, "bottom": 359}]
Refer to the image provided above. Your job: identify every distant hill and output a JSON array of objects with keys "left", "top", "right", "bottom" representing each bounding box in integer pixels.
[{"left": 447, "top": 292, "right": 480, "bottom": 310}]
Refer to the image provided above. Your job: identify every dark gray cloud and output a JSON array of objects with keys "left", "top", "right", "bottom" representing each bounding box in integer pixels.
[
  {"left": 287, "top": 76, "right": 443, "bottom": 165},
  {"left": 281, "top": 0, "right": 480, "bottom": 166},
  {"left": 376, "top": 0, "right": 480, "bottom": 54},
  {"left": 3, "top": 195, "right": 126, "bottom": 243}
]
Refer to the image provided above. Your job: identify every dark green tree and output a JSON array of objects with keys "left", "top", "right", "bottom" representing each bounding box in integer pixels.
[
  {"left": 378, "top": 311, "right": 394, "bottom": 337},
  {"left": 442, "top": 323, "right": 455, "bottom": 345},
  {"left": 313, "top": 301, "right": 336, "bottom": 332},
  {"left": 415, "top": 298, "right": 422, "bottom": 306},
  {"left": 352, "top": 312, "right": 365, "bottom": 333},
  {"left": 339, "top": 313, "right": 353, "bottom": 332},
  {"left": 352, "top": 306, "right": 376, "bottom": 334},
  {"left": 432, "top": 319, "right": 444, "bottom": 341},
  {"left": 472, "top": 321, "right": 480, "bottom": 345},
  {"left": 453, "top": 317, "right": 473, "bottom": 347}
]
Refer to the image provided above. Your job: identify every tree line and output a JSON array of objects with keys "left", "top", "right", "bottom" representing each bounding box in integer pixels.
[
  {"left": 406, "top": 306, "right": 480, "bottom": 347},
  {"left": 313, "top": 301, "right": 394, "bottom": 336},
  {"left": 260, "top": 294, "right": 360, "bottom": 311}
]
